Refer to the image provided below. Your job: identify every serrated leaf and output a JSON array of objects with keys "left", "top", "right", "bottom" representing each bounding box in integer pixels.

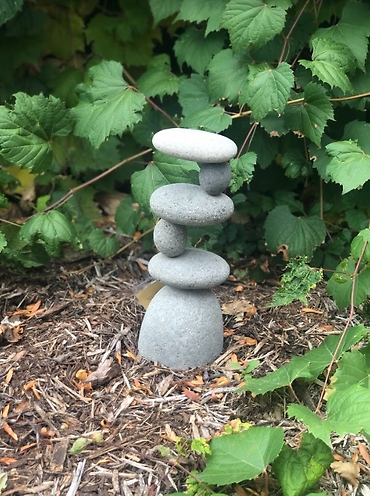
[
  {"left": 344, "top": 120, "right": 370, "bottom": 154},
  {"left": 148, "top": 0, "right": 182, "bottom": 25},
  {"left": 199, "top": 427, "right": 284, "bottom": 484},
  {"left": 0, "top": 93, "right": 73, "bottom": 172},
  {"left": 176, "top": 0, "right": 228, "bottom": 35},
  {"left": 264, "top": 205, "right": 326, "bottom": 259},
  {"left": 180, "top": 106, "right": 232, "bottom": 133},
  {"left": 240, "top": 62, "right": 293, "bottom": 121},
  {"left": 300, "top": 38, "right": 354, "bottom": 92},
  {"left": 284, "top": 83, "right": 334, "bottom": 147},
  {"left": 43, "top": 9, "right": 84, "bottom": 60},
  {"left": 0, "top": 0, "right": 23, "bottom": 26},
  {"left": 71, "top": 60, "right": 146, "bottom": 148},
  {"left": 178, "top": 74, "right": 210, "bottom": 117},
  {"left": 331, "top": 349, "right": 370, "bottom": 391},
  {"left": 326, "top": 140, "right": 370, "bottom": 194},
  {"left": 207, "top": 49, "right": 250, "bottom": 104},
  {"left": 115, "top": 197, "right": 142, "bottom": 235},
  {"left": 239, "top": 324, "right": 369, "bottom": 396},
  {"left": 131, "top": 151, "right": 199, "bottom": 212},
  {"left": 0, "top": 231, "right": 7, "bottom": 253},
  {"left": 136, "top": 54, "right": 179, "bottom": 100},
  {"left": 326, "top": 257, "right": 370, "bottom": 310},
  {"left": 174, "top": 27, "right": 225, "bottom": 74},
  {"left": 229, "top": 152, "right": 257, "bottom": 193},
  {"left": 351, "top": 228, "right": 370, "bottom": 262},
  {"left": 19, "top": 211, "right": 78, "bottom": 257},
  {"left": 88, "top": 229, "right": 119, "bottom": 258},
  {"left": 272, "top": 433, "right": 333, "bottom": 496},
  {"left": 221, "top": 0, "right": 287, "bottom": 50}
]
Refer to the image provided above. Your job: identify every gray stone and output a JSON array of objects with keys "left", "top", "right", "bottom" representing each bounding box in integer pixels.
[
  {"left": 149, "top": 248, "right": 230, "bottom": 289},
  {"left": 199, "top": 162, "right": 231, "bottom": 195},
  {"left": 152, "top": 128, "right": 237, "bottom": 163},
  {"left": 150, "top": 183, "right": 234, "bottom": 226},
  {"left": 153, "top": 219, "right": 187, "bottom": 257},
  {"left": 138, "top": 286, "right": 223, "bottom": 369}
]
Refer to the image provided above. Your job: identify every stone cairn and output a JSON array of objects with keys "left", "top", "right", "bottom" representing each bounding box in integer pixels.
[{"left": 138, "top": 128, "right": 237, "bottom": 369}]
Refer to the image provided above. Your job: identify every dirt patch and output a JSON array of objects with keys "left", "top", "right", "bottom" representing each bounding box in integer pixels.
[{"left": 0, "top": 255, "right": 369, "bottom": 495}]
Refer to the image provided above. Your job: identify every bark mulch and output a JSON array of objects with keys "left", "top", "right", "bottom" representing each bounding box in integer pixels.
[{"left": 0, "top": 254, "right": 369, "bottom": 496}]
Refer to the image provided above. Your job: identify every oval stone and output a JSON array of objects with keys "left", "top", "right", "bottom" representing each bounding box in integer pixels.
[
  {"left": 148, "top": 248, "right": 230, "bottom": 289},
  {"left": 150, "top": 183, "right": 234, "bottom": 226},
  {"left": 199, "top": 162, "right": 231, "bottom": 195},
  {"left": 154, "top": 219, "right": 187, "bottom": 257},
  {"left": 152, "top": 128, "right": 237, "bottom": 163}
]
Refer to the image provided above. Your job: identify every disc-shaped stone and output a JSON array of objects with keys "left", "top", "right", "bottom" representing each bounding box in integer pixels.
[
  {"left": 152, "top": 128, "right": 237, "bottom": 163},
  {"left": 148, "top": 248, "right": 230, "bottom": 289},
  {"left": 150, "top": 183, "right": 234, "bottom": 226},
  {"left": 154, "top": 219, "right": 187, "bottom": 257},
  {"left": 199, "top": 162, "right": 231, "bottom": 195}
]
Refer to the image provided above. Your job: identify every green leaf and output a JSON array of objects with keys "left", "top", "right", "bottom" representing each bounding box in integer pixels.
[
  {"left": 207, "top": 49, "right": 250, "bottom": 104},
  {"left": 115, "top": 197, "right": 142, "bottom": 236},
  {"left": 178, "top": 75, "right": 210, "bottom": 117},
  {"left": 176, "top": 0, "right": 229, "bottom": 35},
  {"left": 271, "top": 257, "right": 323, "bottom": 307},
  {"left": 287, "top": 404, "right": 333, "bottom": 447},
  {"left": 326, "top": 140, "right": 370, "bottom": 194},
  {"left": 264, "top": 205, "right": 326, "bottom": 259},
  {"left": 0, "top": 93, "right": 73, "bottom": 172},
  {"left": 174, "top": 27, "right": 225, "bottom": 74},
  {"left": 351, "top": 228, "right": 370, "bottom": 263},
  {"left": 71, "top": 60, "right": 146, "bottom": 148},
  {"left": 88, "top": 229, "right": 119, "bottom": 258},
  {"left": 180, "top": 106, "right": 232, "bottom": 133},
  {"left": 131, "top": 151, "right": 199, "bottom": 212},
  {"left": 326, "top": 257, "right": 370, "bottom": 310},
  {"left": 344, "top": 120, "right": 370, "bottom": 154},
  {"left": 43, "top": 9, "right": 84, "bottom": 60},
  {"left": 284, "top": 83, "right": 334, "bottom": 147},
  {"left": 19, "top": 211, "right": 78, "bottom": 257},
  {"left": 0, "top": 231, "right": 7, "bottom": 253},
  {"left": 136, "top": 54, "right": 179, "bottom": 100},
  {"left": 239, "top": 325, "right": 369, "bottom": 395},
  {"left": 300, "top": 38, "right": 354, "bottom": 92},
  {"left": 229, "top": 152, "right": 257, "bottom": 193},
  {"left": 69, "top": 437, "right": 91, "bottom": 455},
  {"left": 0, "top": 0, "right": 23, "bottom": 26},
  {"left": 148, "top": 0, "right": 182, "bottom": 25},
  {"left": 272, "top": 433, "right": 333, "bottom": 496},
  {"left": 221, "top": 0, "right": 287, "bottom": 50},
  {"left": 240, "top": 62, "right": 294, "bottom": 121},
  {"left": 199, "top": 427, "right": 284, "bottom": 485},
  {"left": 331, "top": 349, "right": 370, "bottom": 390}
]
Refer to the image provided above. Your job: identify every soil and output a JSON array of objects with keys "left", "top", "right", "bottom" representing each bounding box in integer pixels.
[{"left": 0, "top": 251, "right": 369, "bottom": 496}]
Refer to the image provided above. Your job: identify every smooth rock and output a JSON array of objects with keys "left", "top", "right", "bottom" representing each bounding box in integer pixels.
[
  {"left": 138, "top": 286, "right": 223, "bottom": 369},
  {"left": 150, "top": 183, "right": 234, "bottom": 226},
  {"left": 199, "top": 162, "right": 231, "bottom": 195},
  {"left": 152, "top": 128, "right": 237, "bottom": 163},
  {"left": 148, "top": 248, "right": 230, "bottom": 289},
  {"left": 154, "top": 219, "right": 187, "bottom": 257}
]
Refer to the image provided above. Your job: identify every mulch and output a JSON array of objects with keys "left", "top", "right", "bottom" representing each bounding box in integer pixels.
[{"left": 0, "top": 252, "right": 369, "bottom": 496}]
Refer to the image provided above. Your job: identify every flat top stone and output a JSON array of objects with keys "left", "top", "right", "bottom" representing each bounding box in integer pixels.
[
  {"left": 150, "top": 183, "right": 234, "bottom": 226},
  {"left": 152, "top": 128, "right": 237, "bottom": 163}
]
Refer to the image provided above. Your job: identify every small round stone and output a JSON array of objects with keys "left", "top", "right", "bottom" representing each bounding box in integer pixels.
[
  {"left": 152, "top": 128, "right": 237, "bottom": 163},
  {"left": 199, "top": 162, "right": 231, "bottom": 195},
  {"left": 154, "top": 219, "right": 187, "bottom": 257},
  {"left": 150, "top": 183, "right": 234, "bottom": 226},
  {"left": 148, "top": 248, "right": 230, "bottom": 289}
]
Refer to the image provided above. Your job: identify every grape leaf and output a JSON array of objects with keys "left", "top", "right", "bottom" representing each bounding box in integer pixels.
[
  {"left": 115, "top": 197, "right": 142, "bottom": 236},
  {"left": 43, "top": 9, "right": 84, "bottom": 60},
  {"left": 343, "top": 120, "right": 370, "bottom": 154},
  {"left": 326, "top": 140, "right": 370, "bottom": 194},
  {"left": 178, "top": 74, "right": 210, "bottom": 117},
  {"left": 284, "top": 83, "right": 334, "bottom": 147},
  {"left": 0, "top": 93, "right": 73, "bottom": 172},
  {"left": 331, "top": 349, "right": 370, "bottom": 391},
  {"left": 264, "top": 205, "right": 326, "bottom": 259},
  {"left": 180, "top": 106, "right": 232, "bottom": 133},
  {"left": 229, "top": 152, "right": 257, "bottom": 193},
  {"left": 351, "top": 228, "right": 370, "bottom": 263},
  {"left": 174, "top": 27, "right": 225, "bottom": 74},
  {"left": 136, "top": 54, "right": 179, "bottom": 100},
  {"left": 273, "top": 433, "right": 333, "bottom": 496},
  {"left": 221, "top": 0, "right": 287, "bottom": 51},
  {"left": 207, "top": 49, "right": 250, "bottom": 104},
  {"left": 0, "top": 0, "right": 24, "bottom": 26},
  {"left": 88, "top": 229, "right": 119, "bottom": 258},
  {"left": 0, "top": 231, "right": 7, "bottom": 252},
  {"left": 148, "top": 0, "right": 182, "bottom": 25},
  {"left": 240, "top": 62, "right": 294, "bottom": 121},
  {"left": 300, "top": 38, "right": 354, "bottom": 92},
  {"left": 72, "top": 60, "right": 146, "bottom": 148},
  {"left": 176, "top": 0, "right": 228, "bottom": 35},
  {"left": 199, "top": 427, "right": 284, "bottom": 484}
]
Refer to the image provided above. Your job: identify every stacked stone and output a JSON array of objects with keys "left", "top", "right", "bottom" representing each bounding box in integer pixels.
[{"left": 138, "top": 128, "right": 237, "bottom": 369}]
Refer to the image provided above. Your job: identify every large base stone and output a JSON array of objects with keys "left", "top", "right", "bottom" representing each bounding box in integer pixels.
[{"left": 138, "top": 286, "right": 223, "bottom": 369}]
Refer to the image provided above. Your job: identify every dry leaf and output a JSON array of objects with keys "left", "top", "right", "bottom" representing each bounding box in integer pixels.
[
  {"left": 302, "top": 307, "right": 324, "bottom": 314},
  {"left": 222, "top": 299, "right": 257, "bottom": 317},
  {"left": 0, "top": 324, "right": 23, "bottom": 343},
  {"left": 0, "top": 457, "right": 17, "bottom": 465},
  {"left": 234, "top": 285, "right": 244, "bottom": 292},
  {"left": 331, "top": 460, "right": 360, "bottom": 486},
  {"left": 3, "top": 421, "right": 18, "bottom": 441},
  {"left": 23, "top": 380, "right": 36, "bottom": 391},
  {"left": 4, "top": 368, "right": 14, "bottom": 385},
  {"left": 12, "top": 300, "right": 44, "bottom": 318},
  {"left": 358, "top": 441, "right": 370, "bottom": 466},
  {"left": 223, "top": 328, "right": 235, "bottom": 336},
  {"left": 184, "top": 375, "right": 204, "bottom": 388},
  {"left": 182, "top": 388, "right": 200, "bottom": 402},
  {"left": 236, "top": 337, "right": 258, "bottom": 346},
  {"left": 211, "top": 376, "right": 231, "bottom": 388},
  {"left": 2, "top": 404, "right": 10, "bottom": 418},
  {"left": 86, "top": 359, "right": 120, "bottom": 387}
]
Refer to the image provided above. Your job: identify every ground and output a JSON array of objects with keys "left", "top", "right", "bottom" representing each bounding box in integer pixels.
[{"left": 0, "top": 252, "right": 369, "bottom": 496}]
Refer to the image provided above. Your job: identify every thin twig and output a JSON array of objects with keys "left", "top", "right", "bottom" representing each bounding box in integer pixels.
[
  {"left": 237, "top": 121, "right": 258, "bottom": 158},
  {"left": 278, "top": 0, "right": 312, "bottom": 65},
  {"left": 66, "top": 459, "right": 86, "bottom": 496}
]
